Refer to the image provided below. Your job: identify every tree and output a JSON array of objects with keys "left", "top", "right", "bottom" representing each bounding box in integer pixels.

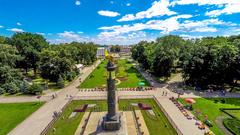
[
  {"left": 8, "top": 32, "right": 48, "bottom": 75},
  {"left": 0, "top": 36, "right": 6, "bottom": 44},
  {"left": 40, "top": 56, "right": 72, "bottom": 82},
  {"left": 0, "top": 44, "right": 22, "bottom": 67},
  {"left": 110, "top": 45, "right": 121, "bottom": 53},
  {"left": 132, "top": 35, "right": 240, "bottom": 90},
  {"left": 181, "top": 37, "right": 238, "bottom": 87}
]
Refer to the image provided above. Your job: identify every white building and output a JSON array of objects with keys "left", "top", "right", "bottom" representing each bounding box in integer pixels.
[{"left": 96, "top": 47, "right": 105, "bottom": 58}]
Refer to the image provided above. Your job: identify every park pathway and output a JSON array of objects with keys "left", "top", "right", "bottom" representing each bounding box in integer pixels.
[
  {"left": 8, "top": 60, "right": 101, "bottom": 135},
  {"left": 155, "top": 98, "right": 205, "bottom": 135}
]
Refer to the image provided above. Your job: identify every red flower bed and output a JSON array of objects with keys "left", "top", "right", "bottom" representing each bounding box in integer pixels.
[{"left": 138, "top": 103, "right": 152, "bottom": 110}]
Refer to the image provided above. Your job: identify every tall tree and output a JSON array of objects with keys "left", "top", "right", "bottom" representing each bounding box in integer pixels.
[{"left": 8, "top": 32, "right": 48, "bottom": 75}]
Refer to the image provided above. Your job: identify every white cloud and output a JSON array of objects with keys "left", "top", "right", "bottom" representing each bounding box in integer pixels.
[
  {"left": 118, "top": 0, "right": 176, "bottom": 22},
  {"left": 17, "top": 22, "right": 22, "bottom": 26},
  {"left": 0, "top": 25, "right": 3, "bottom": 28},
  {"left": 171, "top": 0, "right": 240, "bottom": 6},
  {"left": 58, "top": 31, "right": 81, "bottom": 40},
  {"left": 126, "top": 3, "right": 131, "bottom": 6},
  {"left": 110, "top": 1, "right": 114, "bottom": 4},
  {"left": 98, "top": 14, "right": 192, "bottom": 39},
  {"left": 94, "top": 31, "right": 151, "bottom": 45},
  {"left": 171, "top": 0, "right": 240, "bottom": 17},
  {"left": 179, "top": 18, "right": 236, "bottom": 33},
  {"left": 98, "top": 10, "right": 120, "bottom": 17},
  {"left": 77, "top": 31, "right": 83, "bottom": 34},
  {"left": 7, "top": 28, "right": 24, "bottom": 32},
  {"left": 206, "top": 3, "right": 240, "bottom": 17},
  {"left": 192, "top": 27, "right": 217, "bottom": 32},
  {"left": 36, "top": 32, "right": 45, "bottom": 35},
  {"left": 56, "top": 31, "right": 88, "bottom": 43},
  {"left": 75, "top": 0, "right": 81, "bottom": 6}
]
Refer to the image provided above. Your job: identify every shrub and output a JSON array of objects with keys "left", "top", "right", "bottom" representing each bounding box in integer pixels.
[
  {"left": 0, "top": 87, "right": 5, "bottom": 94},
  {"left": 66, "top": 72, "right": 73, "bottom": 81},
  {"left": 20, "top": 81, "right": 30, "bottom": 94},
  {"left": 221, "top": 99, "right": 226, "bottom": 104},
  {"left": 3, "top": 83, "right": 19, "bottom": 94},
  {"left": 28, "top": 83, "right": 43, "bottom": 95},
  {"left": 57, "top": 76, "right": 65, "bottom": 88}
]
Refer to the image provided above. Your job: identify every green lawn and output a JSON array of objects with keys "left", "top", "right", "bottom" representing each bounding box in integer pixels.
[
  {"left": 79, "top": 59, "right": 149, "bottom": 88},
  {"left": 46, "top": 100, "right": 107, "bottom": 135},
  {"left": 179, "top": 98, "right": 240, "bottom": 135},
  {"left": 225, "top": 110, "right": 240, "bottom": 119},
  {"left": 0, "top": 102, "right": 44, "bottom": 135},
  {"left": 119, "top": 99, "right": 177, "bottom": 135}
]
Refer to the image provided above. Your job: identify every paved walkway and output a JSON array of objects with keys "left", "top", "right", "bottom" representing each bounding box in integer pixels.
[
  {"left": 135, "top": 110, "right": 150, "bottom": 135},
  {"left": 125, "top": 111, "right": 138, "bottom": 135},
  {"left": 155, "top": 98, "right": 205, "bottom": 135},
  {"left": 8, "top": 60, "right": 101, "bottom": 135},
  {"left": 74, "top": 112, "right": 90, "bottom": 135},
  {"left": 0, "top": 95, "right": 51, "bottom": 103}
]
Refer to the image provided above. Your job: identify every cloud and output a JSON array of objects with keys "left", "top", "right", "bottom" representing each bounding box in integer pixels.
[
  {"left": 118, "top": 0, "right": 176, "bottom": 22},
  {"left": 75, "top": 0, "right": 81, "bottom": 6},
  {"left": 126, "top": 3, "right": 131, "bottom": 6},
  {"left": 0, "top": 25, "right": 3, "bottom": 28},
  {"left": 192, "top": 27, "right": 217, "bottom": 32},
  {"left": 171, "top": 0, "right": 239, "bottom": 6},
  {"left": 7, "top": 28, "right": 24, "bottom": 32},
  {"left": 17, "top": 22, "right": 22, "bottom": 26},
  {"left": 98, "top": 14, "right": 192, "bottom": 39},
  {"left": 36, "top": 32, "right": 45, "bottom": 36},
  {"left": 179, "top": 18, "right": 236, "bottom": 33},
  {"left": 98, "top": 16, "right": 237, "bottom": 41},
  {"left": 77, "top": 31, "right": 83, "bottom": 34},
  {"left": 171, "top": 0, "right": 240, "bottom": 17},
  {"left": 55, "top": 31, "right": 88, "bottom": 43},
  {"left": 58, "top": 31, "right": 81, "bottom": 39},
  {"left": 110, "top": 1, "right": 114, "bottom": 4},
  {"left": 206, "top": 3, "right": 240, "bottom": 17},
  {"left": 98, "top": 10, "right": 120, "bottom": 17},
  {"left": 94, "top": 31, "right": 151, "bottom": 45}
]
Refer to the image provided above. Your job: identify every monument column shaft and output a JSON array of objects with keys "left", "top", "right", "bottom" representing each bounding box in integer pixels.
[{"left": 107, "top": 72, "right": 116, "bottom": 118}]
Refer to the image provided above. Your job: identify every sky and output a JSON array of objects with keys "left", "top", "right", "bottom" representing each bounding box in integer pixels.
[{"left": 0, "top": 0, "right": 240, "bottom": 45}]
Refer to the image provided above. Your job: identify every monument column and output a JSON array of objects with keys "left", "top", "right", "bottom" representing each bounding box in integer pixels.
[
  {"left": 101, "top": 60, "right": 121, "bottom": 131},
  {"left": 107, "top": 71, "right": 116, "bottom": 119}
]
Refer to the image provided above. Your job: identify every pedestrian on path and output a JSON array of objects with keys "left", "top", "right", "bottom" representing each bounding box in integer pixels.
[{"left": 162, "top": 91, "right": 165, "bottom": 96}]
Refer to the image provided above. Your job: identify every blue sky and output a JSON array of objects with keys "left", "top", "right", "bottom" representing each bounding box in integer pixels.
[{"left": 0, "top": 0, "right": 240, "bottom": 45}]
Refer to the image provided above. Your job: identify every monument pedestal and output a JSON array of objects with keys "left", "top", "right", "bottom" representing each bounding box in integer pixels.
[
  {"left": 97, "top": 112, "right": 127, "bottom": 135},
  {"left": 102, "top": 113, "right": 121, "bottom": 131}
]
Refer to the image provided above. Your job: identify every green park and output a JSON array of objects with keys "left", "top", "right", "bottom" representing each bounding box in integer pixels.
[
  {"left": 79, "top": 59, "right": 149, "bottom": 88},
  {"left": 1, "top": 1, "right": 240, "bottom": 135}
]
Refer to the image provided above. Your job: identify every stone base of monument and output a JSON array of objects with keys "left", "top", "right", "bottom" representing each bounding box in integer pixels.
[
  {"left": 96, "top": 112, "right": 128, "bottom": 135},
  {"left": 102, "top": 113, "right": 121, "bottom": 131}
]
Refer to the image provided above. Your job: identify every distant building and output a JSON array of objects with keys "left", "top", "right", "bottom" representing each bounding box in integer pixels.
[
  {"left": 96, "top": 47, "right": 105, "bottom": 58},
  {"left": 120, "top": 46, "right": 131, "bottom": 54}
]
